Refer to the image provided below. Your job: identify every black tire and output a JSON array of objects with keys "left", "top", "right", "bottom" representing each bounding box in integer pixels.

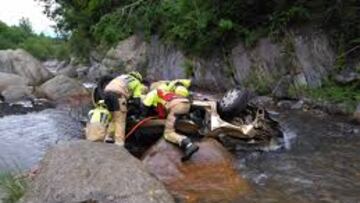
[
  {"left": 91, "top": 75, "right": 115, "bottom": 106},
  {"left": 217, "top": 88, "right": 254, "bottom": 119}
]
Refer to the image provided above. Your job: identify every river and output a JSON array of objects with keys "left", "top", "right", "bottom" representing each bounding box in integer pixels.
[
  {"left": 236, "top": 110, "right": 360, "bottom": 203},
  {"left": 0, "top": 103, "right": 359, "bottom": 202}
]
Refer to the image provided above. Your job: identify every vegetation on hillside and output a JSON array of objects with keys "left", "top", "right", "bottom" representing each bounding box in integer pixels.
[
  {"left": 0, "top": 18, "right": 69, "bottom": 60},
  {"left": 38, "top": 0, "right": 360, "bottom": 61}
]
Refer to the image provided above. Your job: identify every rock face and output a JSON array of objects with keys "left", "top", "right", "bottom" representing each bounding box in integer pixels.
[
  {"left": 102, "top": 35, "right": 148, "bottom": 72},
  {"left": 102, "top": 30, "right": 335, "bottom": 93},
  {"left": 38, "top": 75, "right": 89, "bottom": 101},
  {"left": 0, "top": 49, "right": 52, "bottom": 85},
  {"left": 142, "top": 139, "right": 251, "bottom": 203},
  {"left": 21, "top": 141, "right": 175, "bottom": 203}
]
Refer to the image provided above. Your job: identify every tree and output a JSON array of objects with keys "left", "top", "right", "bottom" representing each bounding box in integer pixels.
[{"left": 18, "top": 17, "right": 33, "bottom": 34}]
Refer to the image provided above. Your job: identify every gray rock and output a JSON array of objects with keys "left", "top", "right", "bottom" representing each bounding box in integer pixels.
[
  {"left": 1, "top": 85, "right": 34, "bottom": 102},
  {"left": 100, "top": 31, "right": 336, "bottom": 92},
  {"left": 21, "top": 141, "right": 174, "bottom": 203},
  {"left": 277, "top": 100, "right": 295, "bottom": 109},
  {"left": 0, "top": 72, "right": 30, "bottom": 92},
  {"left": 249, "top": 96, "right": 275, "bottom": 108},
  {"left": 291, "top": 100, "right": 305, "bottom": 110},
  {"left": 0, "top": 49, "right": 53, "bottom": 85},
  {"left": 334, "top": 69, "right": 360, "bottom": 84},
  {"left": 102, "top": 35, "right": 147, "bottom": 72},
  {"left": 272, "top": 75, "right": 292, "bottom": 99},
  {"left": 293, "top": 32, "right": 335, "bottom": 88},
  {"left": 192, "top": 53, "right": 234, "bottom": 91},
  {"left": 76, "top": 65, "right": 89, "bottom": 79},
  {"left": 58, "top": 64, "right": 78, "bottom": 78},
  {"left": 38, "top": 75, "right": 88, "bottom": 101},
  {"left": 146, "top": 36, "right": 187, "bottom": 81},
  {"left": 87, "top": 63, "right": 110, "bottom": 82}
]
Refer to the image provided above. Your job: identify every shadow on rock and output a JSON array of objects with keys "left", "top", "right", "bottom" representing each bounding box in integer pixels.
[{"left": 142, "top": 138, "right": 251, "bottom": 203}]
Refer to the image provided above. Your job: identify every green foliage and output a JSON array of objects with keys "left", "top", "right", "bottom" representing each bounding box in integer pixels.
[
  {"left": 0, "top": 19, "right": 69, "bottom": 60},
  {"left": 181, "top": 59, "right": 195, "bottom": 78},
  {"left": 39, "top": 0, "right": 360, "bottom": 59},
  {"left": 0, "top": 172, "right": 27, "bottom": 203},
  {"left": 291, "top": 80, "right": 360, "bottom": 112},
  {"left": 269, "top": 6, "right": 310, "bottom": 38},
  {"left": 245, "top": 70, "right": 272, "bottom": 95}
]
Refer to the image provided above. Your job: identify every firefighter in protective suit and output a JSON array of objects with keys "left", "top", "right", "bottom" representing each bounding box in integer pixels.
[
  {"left": 101, "top": 71, "right": 146, "bottom": 146},
  {"left": 142, "top": 81, "right": 199, "bottom": 161},
  {"left": 85, "top": 100, "right": 112, "bottom": 142}
]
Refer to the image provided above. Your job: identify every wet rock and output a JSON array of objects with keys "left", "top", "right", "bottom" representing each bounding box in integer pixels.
[
  {"left": 21, "top": 141, "right": 174, "bottom": 203},
  {"left": 334, "top": 69, "right": 360, "bottom": 84},
  {"left": 0, "top": 72, "right": 30, "bottom": 92},
  {"left": 38, "top": 75, "right": 89, "bottom": 101},
  {"left": 142, "top": 139, "right": 251, "bottom": 203},
  {"left": 354, "top": 104, "right": 360, "bottom": 124},
  {"left": 0, "top": 49, "right": 53, "bottom": 85}
]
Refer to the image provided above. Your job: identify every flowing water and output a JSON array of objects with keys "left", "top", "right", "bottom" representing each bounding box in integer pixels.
[
  {"left": 0, "top": 99, "right": 360, "bottom": 202},
  {"left": 0, "top": 109, "right": 83, "bottom": 172},
  {"left": 236, "top": 110, "right": 360, "bottom": 203}
]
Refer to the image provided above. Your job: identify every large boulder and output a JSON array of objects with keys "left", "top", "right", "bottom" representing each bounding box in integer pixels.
[
  {"left": 1, "top": 85, "right": 34, "bottom": 102},
  {"left": 142, "top": 139, "right": 251, "bottom": 203},
  {"left": 0, "top": 72, "right": 30, "bottom": 92},
  {"left": 87, "top": 63, "right": 110, "bottom": 81},
  {"left": 38, "top": 75, "right": 89, "bottom": 101},
  {"left": 145, "top": 36, "right": 187, "bottom": 81},
  {"left": 21, "top": 141, "right": 174, "bottom": 203},
  {"left": 0, "top": 49, "right": 53, "bottom": 85},
  {"left": 102, "top": 35, "right": 148, "bottom": 72}
]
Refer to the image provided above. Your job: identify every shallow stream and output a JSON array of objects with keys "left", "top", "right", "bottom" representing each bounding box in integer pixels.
[{"left": 0, "top": 104, "right": 359, "bottom": 202}]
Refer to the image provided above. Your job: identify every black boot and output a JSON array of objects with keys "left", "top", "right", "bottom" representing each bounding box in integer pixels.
[{"left": 180, "top": 138, "right": 199, "bottom": 162}]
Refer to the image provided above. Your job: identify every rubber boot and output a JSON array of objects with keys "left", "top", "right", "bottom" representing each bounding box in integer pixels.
[{"left": 180, "top": 138, "right": 199, "bottom": 162}]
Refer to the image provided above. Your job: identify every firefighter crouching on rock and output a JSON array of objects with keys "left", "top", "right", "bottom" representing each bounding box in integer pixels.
[
  {"left": 141, "top": 81, "right": 199, "bottom": 161},
  {"left": 85, "top": 100, "right": 112, "bottom": 142},
  {"left": 86, "top": 71, "right": 147, "bottom": 146}
]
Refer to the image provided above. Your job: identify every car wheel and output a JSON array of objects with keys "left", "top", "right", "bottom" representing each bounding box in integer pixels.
[{"left": 217, "top": 88, "right": 254, "bottom": 119}]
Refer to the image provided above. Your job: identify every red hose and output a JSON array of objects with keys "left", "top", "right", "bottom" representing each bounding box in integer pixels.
[{"left": 125, "top": 116, "right": 158, "bottom": 139}]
